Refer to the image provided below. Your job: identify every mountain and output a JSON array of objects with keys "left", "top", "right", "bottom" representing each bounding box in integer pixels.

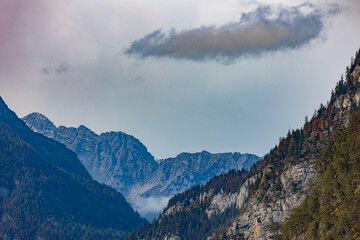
[
  {"left": 22, "top": 113, "right": 158, "bottom": 195},
  {"left": 148, "top": 151, "right": 259, "bottom": 197},
  {"left": 126, "top": 50, "right": 360, "bottom": 239},
  {"left": 22, "top": 114, "right": 260, "bottom": 218},
  {"left": 0, "top": 97, "right": 145, "bottom": 239}
]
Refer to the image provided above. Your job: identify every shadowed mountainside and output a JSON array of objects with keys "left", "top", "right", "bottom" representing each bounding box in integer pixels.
[{"left": 0, "top": 97, "right": 145, "bottom": 239}]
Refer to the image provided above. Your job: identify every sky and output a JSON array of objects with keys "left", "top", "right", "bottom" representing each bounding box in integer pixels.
[{"left": 1, "top": 0, "right": 360, "bottom": 159}]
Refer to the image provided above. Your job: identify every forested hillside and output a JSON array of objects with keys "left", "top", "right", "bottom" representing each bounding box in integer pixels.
[
  {"left": 0, "top": 97, "right": 145, "bottom": 239},
  {"left": 126, "top": 169, "right": 252, "bottom": 240},
  {"left": 281, "top": 108, "right": 360, "bottom": 239}
]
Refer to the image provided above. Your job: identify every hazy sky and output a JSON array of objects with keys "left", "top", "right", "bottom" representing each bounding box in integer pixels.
[{"left": 1, "top": 0, "right": 359, "bottom": 159}]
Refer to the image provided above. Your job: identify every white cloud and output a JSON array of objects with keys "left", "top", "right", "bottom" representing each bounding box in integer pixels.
[{"left": 130, "top": 195, "right": 171, "bottom": 220}]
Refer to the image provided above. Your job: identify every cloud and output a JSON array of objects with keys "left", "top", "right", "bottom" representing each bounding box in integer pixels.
[
  {"left": 56, "top": 63, "right": 69, "bottom": 74},
  {"left": 41, "top": 68, "right": 50, "bottom": 74},
  {"left": 41, "top": 63, "right": 69, "bottom": 75},
  {"left": 125, "top": 3, "right": 341, "bottom": 62},
  {"left": 130, "top": 195, "right": 171, "bottom": 220}
]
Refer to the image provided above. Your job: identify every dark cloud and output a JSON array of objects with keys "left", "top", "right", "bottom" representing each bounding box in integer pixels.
[
  {"left": 41, "top": 67, "right": 50, "bottom": 74},
  {"left": 56, "top": 63, "right": 69, "bottom": 74},
  {"left": 125, "top": 3, "right": 341, "bottom": 62},
  {"left": 41, "top": 63, "right": 69, "bottom": 75}
]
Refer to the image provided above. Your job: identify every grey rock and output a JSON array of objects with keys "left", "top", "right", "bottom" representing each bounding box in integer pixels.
[
  {"left": 205, "top": 176, "right": 255, "bottom": 218},
  {"left": 225, "top": 161, "right": 316, "bottom": 239}
]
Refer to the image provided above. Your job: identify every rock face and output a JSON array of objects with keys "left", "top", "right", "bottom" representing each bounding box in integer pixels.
[
  {"left": 225, "top": 157, "right": 317, "bottom": 239},
  {"left": 22, "top": 113, "right": 260, "bottom": 217},
  {"left": 205, "top": 176, "right": 255, "bottom": 219}
]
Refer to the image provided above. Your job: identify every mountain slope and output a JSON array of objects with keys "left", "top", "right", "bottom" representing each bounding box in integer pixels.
[
  {"left": 281, "top": 107, "right": 360, "bottom": 239},
  {"left": 126, "top": 168, "right": 255, "bottom": 240},
  {"left": 216, "top": 50, "right": 360, "bottom": 240},
  {"left": 0, "top": 98, "right": 89, "bottom": 178},
  {"left": 147, "top": 151, "right": 259, "bottom": 197},
  {"left": 127, "top": 49, "right": 360, "bottom": 239},
  {"left": 0, "top": 97, "right": 145, "bottom": 239},
  {"left": 22, "top": 113, "right": 260, "bottom": 217}
]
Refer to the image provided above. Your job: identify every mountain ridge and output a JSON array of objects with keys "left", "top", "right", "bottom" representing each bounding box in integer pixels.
[{"left": 22, "top": 112, "right": 260, "bottom": 218}]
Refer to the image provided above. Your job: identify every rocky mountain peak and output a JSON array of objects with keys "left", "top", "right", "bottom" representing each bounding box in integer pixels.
[
  {"left": 77, "top": 124, "right": 92, "bottom": 132},
  {"left": 200, "top": 150, "right": 211, "bottom": 155},
  {"left": 22, "top": 112, "right": 56, "bottom": 133}
]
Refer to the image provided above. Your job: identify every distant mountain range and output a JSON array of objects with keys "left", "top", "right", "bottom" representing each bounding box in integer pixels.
[
  {"left": 22, "top": 113, "right": 260, "bottom": 218},
  {"left": 0, "top": 97, "right": 145, "bottom": 239}
]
